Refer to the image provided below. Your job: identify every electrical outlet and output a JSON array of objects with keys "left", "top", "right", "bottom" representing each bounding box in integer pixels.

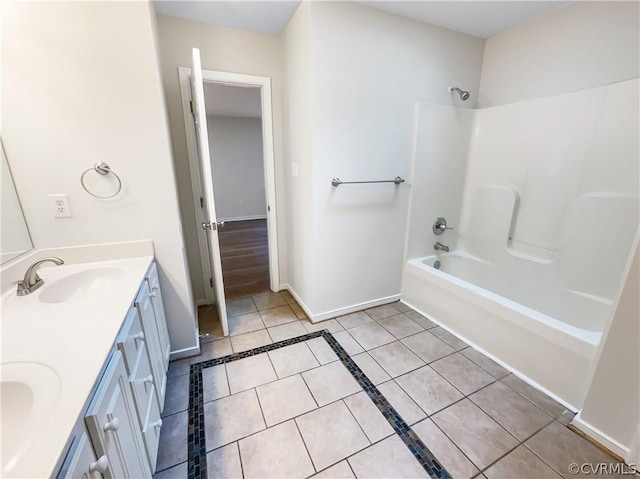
[
  {"left": 238, "top": 199, "right": 244, "bottom": 206},
  {"left": 49, "top": 194, "right": 72, "bottom": 218},
  {"left": 291, "top": 162, "right": 298, "bottom": 178}
]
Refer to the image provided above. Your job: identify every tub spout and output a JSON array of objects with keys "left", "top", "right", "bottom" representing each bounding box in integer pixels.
[{"left": 434, "top": 242, "right": 449, "bottom": 252}]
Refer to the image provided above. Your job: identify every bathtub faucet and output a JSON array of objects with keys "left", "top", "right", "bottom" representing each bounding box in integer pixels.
[{"left": 434, "top": 242, "right": 449, "bottom": 252}]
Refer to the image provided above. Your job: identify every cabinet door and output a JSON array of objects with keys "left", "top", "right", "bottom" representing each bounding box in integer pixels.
[
  {"left": 147, "top": 263, "right": 170, "bottom": 370},
  {"left": 135, "top": 281, "right": 166, "bottom": 409},
  {"left": 57, "top": 428, "right": 103, "bottom": 479},
  {"left": 116, "top": 307, "right": 145, "bottom": 376},
  {"left": 129, "top": 336, "right": 161, "bottom": 419},
  {"left": 85, "top": 351, "right": 149, "bottom": 479},
  {"left": 141, "top": 386, "right": 162, "bottom": 471}
]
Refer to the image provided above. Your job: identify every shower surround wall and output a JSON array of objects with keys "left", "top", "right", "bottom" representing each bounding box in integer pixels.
[
  {"left": 467, "top": 0, "right": 640, "bottom": 455},
  {"left": 403, "top": 80, "right": 638, "bottom": 416},
  {"left": 402, "top": 0, "right": 639, "bottom": 425},
  {"left": 403, "top": 104, "right": 474, "bottom": 261},
  {"left": 457, "top": 79, "right": 639, "bottom": 332}
]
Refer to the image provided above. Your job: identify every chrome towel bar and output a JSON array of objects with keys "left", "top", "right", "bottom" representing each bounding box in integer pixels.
[{"left": 331, "top": 176, "right": 405, "bottom": 187}]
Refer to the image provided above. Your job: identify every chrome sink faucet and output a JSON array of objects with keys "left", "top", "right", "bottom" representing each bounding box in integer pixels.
[
  {"left": 434, "top": 242, "right": 450, "bottom": 252},
  {"left": 16, "top": 257, "right": 64, "bottom": 296}
]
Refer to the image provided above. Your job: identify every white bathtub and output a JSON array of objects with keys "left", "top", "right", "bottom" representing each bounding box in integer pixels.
[{"left": 401, "top": 252, "right": 604, "bottom": 409}]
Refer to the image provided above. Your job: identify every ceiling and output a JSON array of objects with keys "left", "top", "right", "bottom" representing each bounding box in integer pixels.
[
  {"left": 153, "top": 1, "right": 301, "bottom": 35},
  {"left": 360, "top": 1, "right": 569, "bottom": 38},
  {"left": 153, "top": 0, "right": 570, "bottom": 39},
  {"left": 203, "top": 82, "right": 262, "bottom": 118}
]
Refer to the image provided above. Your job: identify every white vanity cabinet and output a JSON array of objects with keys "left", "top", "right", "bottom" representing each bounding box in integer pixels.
[{"left": 56, "top": 261, "right": 170, "bottom": 479}]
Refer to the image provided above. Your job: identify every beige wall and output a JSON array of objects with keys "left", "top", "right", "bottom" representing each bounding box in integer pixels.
[
  {"left": 154, "top": 14, "right": 286, "bottom": 301},
  {"left": 298, "top": 2, "right": 485, "bottom": 316},
  {"left": 2, "top": 1, "right": 197, "bottom": 353},
  {"left": 479, "top": 1, "right": 640, "bottom": 107},
  {"left": 281, "top": 0, "right": 315, "bottom": 307},
  {"left": 208, "top": 115, "right": 266, "bottom": 221}
]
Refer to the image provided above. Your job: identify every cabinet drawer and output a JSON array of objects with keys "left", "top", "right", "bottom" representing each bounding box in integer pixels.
[
  {"left": 129, "top": 340, "right": 162, "bottom": 420},
  {"left": 116, "top": 308, "right": 145, "bottom": 376},
  {"left": 141, "top": 387, "right": 162, "bottom": 471}
]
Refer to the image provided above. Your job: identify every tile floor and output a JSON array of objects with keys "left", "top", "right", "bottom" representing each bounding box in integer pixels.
[{"left": 156, "top": 292, "right": 629, "bottom": 479}]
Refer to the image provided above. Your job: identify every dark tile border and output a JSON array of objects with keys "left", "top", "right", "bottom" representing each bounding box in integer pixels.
[{"left": 187, "top": 330, "right": 451, "bottom": 479}]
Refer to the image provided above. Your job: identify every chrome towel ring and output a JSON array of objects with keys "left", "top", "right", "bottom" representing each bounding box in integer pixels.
[{"left": 80, "top": 162, "right": 122, "bottom": 199}]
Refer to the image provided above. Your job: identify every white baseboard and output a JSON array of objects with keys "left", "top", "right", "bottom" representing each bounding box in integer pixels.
[
  {"left": 170, "top": 345, "right": 201, "bottom": 361},
  {"left": 279, "top": 283, "right": 313, "bottom": 319},
  {"left": 219, "top": 215, "right": 267, "bottom": 222},
  {"left": 195, "top": 299, "right": 211, "bottom": 307},
  {"left": 311, "top": 294, "right": 401, "bottom": 322},
  {"left": 280, "top": 283, "right": 400, "bottom": 323},
  {"left": 572, "top": 415, "right": 630, "bottom": 459}
]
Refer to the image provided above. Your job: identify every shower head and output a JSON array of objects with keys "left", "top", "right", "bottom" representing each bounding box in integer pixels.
[{"left": 448, "top": 86, "right": 470, "bottom": 101}]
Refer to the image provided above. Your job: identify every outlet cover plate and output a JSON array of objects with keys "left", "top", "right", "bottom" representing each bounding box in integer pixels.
[{"left": 49, "top": 194, "right": 72, "bottom": 218}]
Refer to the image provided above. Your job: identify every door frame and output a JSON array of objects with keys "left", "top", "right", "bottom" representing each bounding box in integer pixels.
[{"left": 178, "top": 68, "right": 280, "bottom": 304}]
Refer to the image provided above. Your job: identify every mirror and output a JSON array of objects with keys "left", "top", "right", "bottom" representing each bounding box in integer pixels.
[{"left": 1, "top": 138, "right": 34, "bottom": 263}]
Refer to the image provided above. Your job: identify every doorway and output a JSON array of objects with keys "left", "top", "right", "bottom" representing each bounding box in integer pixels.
[
  {"left": 178, "top": 58, "right": 279, "bottom": 339},
  {"left": 204, "top": 84, "right": 271, "bottom": 299}
]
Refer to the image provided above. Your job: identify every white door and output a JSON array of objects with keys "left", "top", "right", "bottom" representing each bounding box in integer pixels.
[{"left": 190, "top": 48, "right": 229, "bottom": 336}]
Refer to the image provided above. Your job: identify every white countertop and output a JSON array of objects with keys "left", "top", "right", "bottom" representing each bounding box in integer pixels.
[{"left": 1, "top": 254, "right": 154, "bottom": 478}]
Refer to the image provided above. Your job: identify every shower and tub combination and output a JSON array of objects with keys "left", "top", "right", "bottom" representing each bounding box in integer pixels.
[{"left": 402, "top": 79, "right": 639, "bottom": 409}]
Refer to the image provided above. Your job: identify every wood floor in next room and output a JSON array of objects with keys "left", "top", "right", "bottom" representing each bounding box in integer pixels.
[
  {"left": 156, "top": 291, "right": 627, "bottom": 479},
  {"left": 218, "top": 219, "right": 269, "bottom": 299}
]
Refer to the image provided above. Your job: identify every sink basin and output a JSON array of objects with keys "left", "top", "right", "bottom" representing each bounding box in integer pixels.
[
  {"left": 1, "top": 362, "right": 61, "bottom": 476},
  {"left": 39, "top": 266, "right": 124, "bottom": 304}
]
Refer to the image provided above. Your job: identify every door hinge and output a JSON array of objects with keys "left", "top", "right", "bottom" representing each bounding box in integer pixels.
[
  {"left": 190, "top": 100, "right": 194, "bottom": 114},
  {"left": 267, "top": 205, "right": 271, "bottom": 212},
  {"left": 209, "top": 278, "right": 213, "bottom": 288},
  {"left": 200, "top": 197, "right": 204, "bottom": 208}
]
